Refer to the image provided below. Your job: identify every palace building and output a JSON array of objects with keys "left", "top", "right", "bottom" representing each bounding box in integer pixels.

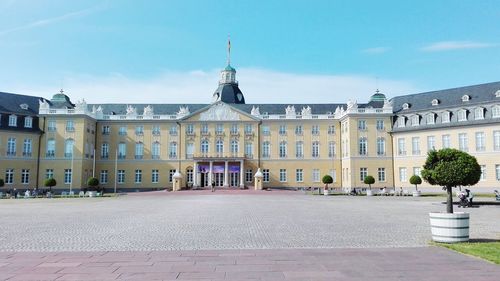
[{"left": 1, "top": 58, "right": 500, "bottom": 192}]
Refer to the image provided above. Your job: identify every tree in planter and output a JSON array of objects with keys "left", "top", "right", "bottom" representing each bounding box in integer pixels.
[
  {"left": 409, "top": 175, "right": 422, "bottom": 191},
  {"left": 86, "top": 177, "right": 100, "bottom": 192},
  {"left": 421, "top": 148, "right": 481, "bottom": 213},
  {"left": 44, "top": 178, "right": 56, "bottom": 190},
  {"left": 322, "top": 175, "right": 333, "bottom": 193},
  {"left": 363, "top": 175, "right": 375, "bottom": 190}
]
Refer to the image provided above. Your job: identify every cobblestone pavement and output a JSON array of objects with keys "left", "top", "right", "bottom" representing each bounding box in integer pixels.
[
  {"left": 0, "top": 190, "right": 498, "bottom": 252},
  {"left": 0, "top": 247, "right": 499, "bottom": 281}
]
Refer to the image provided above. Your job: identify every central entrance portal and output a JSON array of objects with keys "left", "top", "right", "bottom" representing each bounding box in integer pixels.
[{"left": 194, "top": 160, "right": 245, "bottom": 188}]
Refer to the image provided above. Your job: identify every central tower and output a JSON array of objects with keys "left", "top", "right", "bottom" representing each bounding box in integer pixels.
[{"left": 212, "top": 38, "right": 245, "bottom": 104}]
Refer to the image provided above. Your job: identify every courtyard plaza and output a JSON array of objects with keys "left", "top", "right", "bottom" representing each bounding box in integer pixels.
[{"left": 0, "top": 190, "right": 498, "bottom": 280}]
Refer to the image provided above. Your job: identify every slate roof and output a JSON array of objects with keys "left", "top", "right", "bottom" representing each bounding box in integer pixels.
[
  {"left": 0, "top": 91, "right": 43, "bottom": 115},
  {"left": 391, "top": 81, "right": 500, "bottom": 113}
]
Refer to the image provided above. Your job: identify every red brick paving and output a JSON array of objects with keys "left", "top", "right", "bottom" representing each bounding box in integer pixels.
[{"left": 0, "top": 247, "right": 498, "bottom": 280}]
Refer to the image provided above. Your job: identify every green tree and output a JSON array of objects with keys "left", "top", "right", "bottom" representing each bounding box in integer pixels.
[
  {"left": 409, "top": 175, "right": 422, "bottom": 191},
  {"left": 44, "top": 178, "right": 56, "bottom": 189},
  {"left": 0, "top": 179, "right": 4, "bottom": 188},
  {"left": 421, "top": 148, "right": 481, "bottom": 213},
  {"left": 363, "top": 175, "right": 375, "bottom": 190},
  {"left": 322, "top": 175, "right": 333, "bottom": 191},
  {"left": 86, "top": 177, "right": 99, "bottom": 191}
]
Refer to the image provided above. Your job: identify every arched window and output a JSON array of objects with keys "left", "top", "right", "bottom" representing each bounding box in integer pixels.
[
  {"left": 46, "top": 139, "right": 55, "bottom": 157},
  {"left": 65, "top": 139, "right": 74, "bottom": 158},
  {"left": 262, "top": 141, "right": 270, "bottom": 158},
  {"left": 201, "top": 139, "right": 209, "bottom": 153},
  {"left": 359, "top": 137, "right": 367, "bottom": 155},
  {"left": 296, "top": 141, "right": 304, "bottom": 158},
  {"left": 312, "top": 141, "right": 320, "bottom": 158},
  {"left": 377, "top": 137, "right": 385, "bottom": 156},
  {"left": 135, "top": 142, "right": 144, "bottom": 159},
  {"left": 169, "top": 142, "right": 177, "bottom": 158},
  {"left": 230, "top": 139, "right": 239, "bottom": 154},
  {"left": 152, "top": 141, "right": 160, "bottom": 159},
  {"left": 216, "top": 139, "right": 224, "bottom": 154},
  {"left": 279, "top": 141, "right": 287, "bottom": 158},
  {"left": 328, "top": 141, "right": 335, "bottom": 158},
  {"left": 101, "top": 143, "right": 109, "bottom": 159}
]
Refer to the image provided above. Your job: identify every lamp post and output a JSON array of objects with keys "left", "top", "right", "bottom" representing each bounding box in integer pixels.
[{"left": 114, "top": 148, "right": 118, "bottom": 194}]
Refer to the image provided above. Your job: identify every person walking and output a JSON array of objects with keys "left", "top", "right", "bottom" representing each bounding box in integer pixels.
[{"left": 211, "top": 181, "right": 216, "bottom": 192}]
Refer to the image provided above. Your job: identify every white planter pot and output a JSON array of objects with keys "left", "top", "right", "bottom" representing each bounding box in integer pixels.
[
  {"left": 413, "top": 190, "right": 421, "bottom": 197},
  {"left": 323, "top": 189, "right": 330, "bottom": 196},
  {"left": 429, "top": 212, "right": 469, "bottom": 243},
  {"left": 87, "top": 191, "right": 97, "bottom": 197},
  {"left": 366, "top": 190, "right": 373, "bottom": 196}
]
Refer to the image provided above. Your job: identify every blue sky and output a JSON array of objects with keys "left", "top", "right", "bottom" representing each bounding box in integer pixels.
[{"left": 0, "top": 0, "right": 499, "bottom": 104}]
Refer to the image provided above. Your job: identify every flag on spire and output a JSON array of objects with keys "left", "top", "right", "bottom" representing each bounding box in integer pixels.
[{"left": 227, "top": 35, "right": 231, "bottom": 65}]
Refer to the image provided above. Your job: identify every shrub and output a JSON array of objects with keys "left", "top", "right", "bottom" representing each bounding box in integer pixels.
[
  {"left": 322, "top": 175, "right": 333, "bottom": 190},
  {"left": 363, "top": 175, "right": 375, "bottom": 190},
  {"left": 44, "top": 178, "right": 56, "bottom": 188},
  {"left": 86, "top": 177, "right": 99, "bottom": 191},
  {"left": 409, "top": 175, "right": 422, "bottom": 191},
  {"left": 421, "top": 148, "right": 481, "bottom": 213}
]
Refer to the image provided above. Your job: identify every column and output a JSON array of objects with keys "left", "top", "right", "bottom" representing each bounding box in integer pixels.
[
  {"left": 239, "top": 160, "right": 245, "bottom": 188},
  {"left": 193, "top": 161, "right": 198, "bottom": 187},
  {"left": 223, "top": 161, "right": 229, "bottom": 187},
  {"left": 208, "top": 161, "right": 213, "bottom": 185}
]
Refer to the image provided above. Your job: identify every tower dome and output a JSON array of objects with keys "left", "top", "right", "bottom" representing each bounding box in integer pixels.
[
  {"left": 212, "top": 38, "right": 245, "bottom": 104},
  {"left": 369, "top": 89, "right": 386, "bottom": 102}
]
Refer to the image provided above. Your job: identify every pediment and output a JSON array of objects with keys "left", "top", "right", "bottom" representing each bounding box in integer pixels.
[{"left": 182, "top": 102, "right": 258, "bottom": 122}]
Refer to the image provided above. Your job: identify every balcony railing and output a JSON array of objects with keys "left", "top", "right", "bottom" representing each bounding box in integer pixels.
[
  {"left": 152, "top": 155, "right": 160, "bottom": 160},
  {"left": 47, "top": 127, "right": 56, "bottom": 132},
  {"left": 66, "top": 127, "right": 75, "bottom": 132},
  {"left": 46, "top": 151, "right": 55, "bottom": 158},
  {"left": 118, "top": 132, "right": 127, "bottom": 136},
  {"left": 101, "top": 154, "right": 109, "bottom": 159},
  {"left": 135, "top": 155, "right": 143, "bottom": 159},
  {"left": 244, "top": 153, "right": 253, "bottom": 159},
  {"left": 22, "top": 152, "right": 32, "bottom": 157},
  {"left": 169, "top": 154, "right": 177, "bottom": 159},
  {"left": 185, "top": 153, "right": 193, "bottom": 159},
  {"left": 152, "top": 131, "right": 161, "bottom": 136},
  {"left": 6, "top": 151, "right": 16, "bottom": 157},
  {"left": 118, "top": 155, "right": 126, "bottom": 159},
  {"left": 64, "top": 153, "right": 73, "bottom": 158}
]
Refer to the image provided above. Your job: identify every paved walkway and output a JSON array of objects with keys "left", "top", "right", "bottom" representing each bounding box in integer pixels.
[{"left": 0, "top": 247, "right": 498, "bottom": 281}]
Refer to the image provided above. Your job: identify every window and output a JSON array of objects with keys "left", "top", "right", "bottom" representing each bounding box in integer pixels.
[
  {"left": 427, "top": 136, "right": 435, "bottom": 151},
  {"left": 118, "top": 170, "right": 125, "bottom": 184},
  {"left": 263, "top": 169, "right": 270, "bottom": 182},
  {"left": 244, "top": 142, "right": 253, "bottom": 158},
  {"left": 329, "top": 169, "right": 337, "bottom": 183},
  {"left": 496, "top": 165, "right": 500, "bottom": 181},
  {"left": 431, "top": 99, "right": 439, "bottom": 106},
  {"left": 245, "top": 169, "right": 253, "bottom": 182},
  {"left": 24, "top": 117, "right": 33, "bottom": 128},
  {"left": 230, "top": 123, "right": 238, "bottom": 135},
  {"left": 43, "top": 169, "right": 53, "bottom": 180},
  {"left": 480, "top": 165, "right": 486, "bottom": 181},
  {"left": 426, "top": 114, "right": 435, "bottom": 125},
  {"left": 169, "top": 142, "right": 177, "bottom": 159},
  {"left": 66, "top": 120, "right": 74, "bottom": 131},
  {"left": 102, "top": 125, "right": 110, "bottom": 135},
  {"left": 21, "top": 169, "right": 29, "bottom": 184},
  {"left": 328, "top": 125, "right": 335, "bottom": 134},
  {"left": 376, "top": 138, "right": 385, "bottom": 156},
  {"left": 8, "top": 115, "right": 17, "bottom": 126},
  {"left": 201, "top": 139, "right": 209, "bottom": 154},
  {"left": 402, "top": 103, "right": 410, "bottom": 110},
  {"left": 152, "top": 125, "right": 161, "bottom": 135},
  {"left": 295, "top": 125, "right": 303, "bottom": 135},
  {"left": 244, "top": 124, "right": 253, "bottom": 134},
  {"left": 376, "top": 120, "right": 384, "bottom": 130},
  {"left": 169, "top": 169, "right": 175, "bottom": 183},
  {"left": 359, "top": 168, "right": 367, "bottom": 181},
  {"left": 399, "top": 167, "right": 407, "bottom": 182},
  {"left": 215, "top": 139, "right": 224, "bottom": 154},
  {"left": 476, "top": 132, "right": 485, "bottom": 151},
  {"left": 492, "top": 106, "right": 500, "bottom": 118},
  {"left": 378, "top": 168, "right": 386, "bottom": 182},
  {"left": 46, "top": 139, "right": 55, "bottom": 157},
  {"left": 411, "top": 115, "right": 419, "bottom": 126},
  {"left": 101, "top": 143, "right": 109, "bottom": 159},
  {"left": 262, "top": 141, "right": 270, "bottom": 158},
  {"left": 201, "top": 123, "right": 209, "bottom": 134},
  {"left": 135, "top": 126, "right": 144, "bottom": 136},
  {"left": 279, "top": 169, "right": 287, "bottom": 182},
  {"left": 358, "top": 137, "right": 367, "bottom": 155},
  {"left": 64, "top": 139, "right": 74, "bottom": 158},
  {"left": 48, "top": 120, "right": 56, "bottom": 131},
  {"left": 5, "top": 169, "right": 14, "bottom": 184},
  {"left": 311, "top": 125, "right": 320, "bottom": 135},
  {"left": 328, "top": 141, "right": 336, "bottom": 158},
  {"left": 279, "top": 141, "right": 287, "bottom": 158},
  {"left": 442, "top": 111, "right": 450, "bottom": 123},
  {"left": 100, "top": 170, "right": 108, "bottom": 184},
  {"left": 462, "top": 95, "right": 470, "bottom": 102},
  {"left": 186, "top": 169, "right": 193, "bottom": 183},
  {"left": 312, "top": 169, "right": 320, "bottom": 182},
  {"left": 64, "top": 169, "right": 72, "bottom": 184},
  {"left": 230, "top": 139, "right": 239, "bottom": 154},
  {"left": 295, "top": 141, "right": 304, "bottom": 158},
  {"left": 135, "top": 142, "right": 144, "bottom": 159},
  {"left": 134, "top": 170, "right": 142, "bottom": 183},
  {"left": 358, "top": 120, "right": 366, "bottom": 130},
  {"left": 119, "top": 126, "right": 127, "bottom": 136},
  {"left": 494, "top": 131, "right": 500, "bottom": 151},
  {"left": 296, "top": 169, "right": 303, "bottom": 182},
  {"left": 312, "top": 141, "right": 320, "bottom": 158},
  {"left": 279, "top": 125, "right": 287, "bottom": 135},
  {"left": 84, "top": 142, "right": 90, "bottom": 159},
  {"left": 118, "top": 142, "right": 126, "bottom": 159},
  {"left": 413, "top": 167, "right": 421, "bottom": 177},
  {"left": 7, "top": 138, "right": 16, "bottom": 156},
  {"left": 411, "top": 137, "right": 420, "bottom": 155},
  {"left": 21, "top": 139, "right": 32, "bottom": 157},
  {"left": 169, "top": 125, "right": 178, "bottom": 135},
  {"left": 397, "top": 138, "right": 406, "bottom": 155},
  {"left": 457, "top": 110, "right": 467, "bottom": 121},
  {"left": 152, "top": 169, "right": 159, "bottom": 183},
  {"left": 474, "top": 108, "right": 484, "bottom": 120},
  {"left": 262, "top": 125, "right": 270, "bottom": 135},
  {"left": 152, "top": 142, "right": 161, "bottom": 159},
  {"left": 215, "top": 124, "right": 224, "bottom": 135},
  {"left": 398, "top": 116, "right": 405, "bottom": 127},
  {"left": 459, "top": 133, "right": 468, "bottom": 151},
  {"left": 442, "top": 134, "right": 450, "bottom": 148}
]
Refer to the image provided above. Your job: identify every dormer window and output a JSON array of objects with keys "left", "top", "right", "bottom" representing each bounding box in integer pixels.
[
  {"left": 495, "top": 90, "right": 500, "bottom": 98},
  {"left": 461, "top": 95, "right": 470, "bottom": 102},
  {"left": 24, "top": 116, "right": 33, "bottom": 128},
  {"left": 20, "top": 103, "right": 29, "bottom": 110},
  {"left": 442, "top": 111, "right": 450, "bottom": 123},
  {"left": 492, "top": 105, "right": 500, "bottom": 118},
  {"left": 397, "top": 116, "right": 406, "bottom": 127},
  {"left": 402, "top": 103, "right": 410, "bottom": 110},
  {"left": 431, "top": 99, "right": 439, "bottom": 106},
  {"left": 411, "top": 115, "right": 420, "bottom": 126},
  {"left": 474, "top": 107, "right": 484, "bottom": 120},
  {"left": 8, "top": 115, "right": 17, "bottom": 127},
  {"left": 426, "top": 113, "right": 435, "bottom": 125},
  {"left": 457, "top": 109, "right": 467, "bottom": 122}
]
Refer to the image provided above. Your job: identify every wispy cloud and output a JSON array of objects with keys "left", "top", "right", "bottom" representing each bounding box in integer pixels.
[
  {"left": 362, "top": 47, "right": 391, "bottom": 54},
  {"left": 0, "top": 2, "right": 107, "bottom": 36},
  {"left": 8, "top": 69, "right": 419, "bottom": 104},
  {"left": 420, "top": 41, "right": 495, "bottom": 52}
]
